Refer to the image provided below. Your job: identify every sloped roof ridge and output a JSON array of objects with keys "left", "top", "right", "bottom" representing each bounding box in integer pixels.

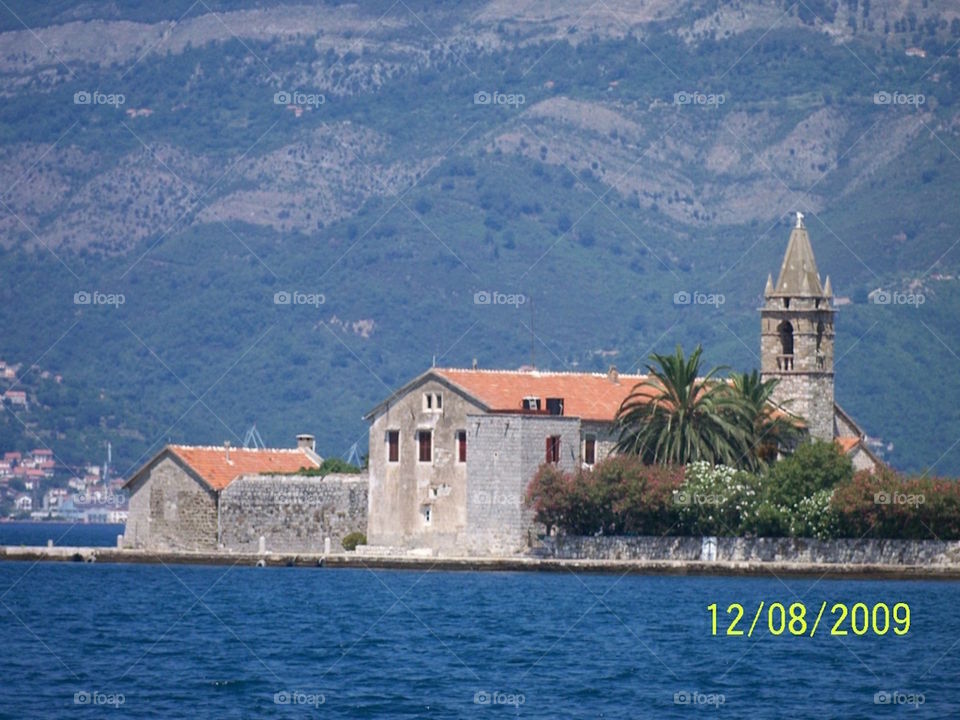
[{"left": 436, "top": 367, "right": 648, "bottom": 377}]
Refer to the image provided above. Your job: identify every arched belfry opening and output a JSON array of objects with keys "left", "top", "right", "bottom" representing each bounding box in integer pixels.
[{"left": 776, "top": 320, "right": 794, "bottom": 371}]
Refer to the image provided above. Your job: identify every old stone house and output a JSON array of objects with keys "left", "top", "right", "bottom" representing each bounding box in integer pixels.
[
  {"left": 365, "top": 215, "right": 882, "bottom": 557},
  {"left": 364, "top": 367, "right": 654, "bottom": 555},
  {"left": 123, "top": 436, "right": 367, "bottom": 552}
]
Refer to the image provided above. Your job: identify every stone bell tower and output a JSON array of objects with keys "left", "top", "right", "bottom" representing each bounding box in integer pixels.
[{"left": 760, "top": 212, "right": 835, "bottom": 440}]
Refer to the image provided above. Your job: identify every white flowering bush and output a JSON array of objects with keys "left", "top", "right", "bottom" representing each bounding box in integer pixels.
[
  {"left": 787, "top": 488, "right": 840, "bottom": 540},
  {"left": 676, "top": 462, "right": 764, "bottom": 536}
]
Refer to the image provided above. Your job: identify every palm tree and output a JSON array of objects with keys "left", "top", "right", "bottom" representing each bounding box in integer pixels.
[
  {"left": 729, "top": 370, "right": 805, "bottom": 470},
  {"left": 615, "top": 345, "right": 752, "bottom": 466}
]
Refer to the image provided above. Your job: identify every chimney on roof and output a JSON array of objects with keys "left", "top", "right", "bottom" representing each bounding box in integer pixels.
[
  {"left": 607, "top": 365, "right": 619, "bottom": 384},
  {"left": 296, "top": 433, "right": 322, "bottom": 465},
  {"left": 224, "top": 441, "right": 231, "bottom": 463},
  {"left": 472, "top": 358, "right": 478, "bottom": 370}
]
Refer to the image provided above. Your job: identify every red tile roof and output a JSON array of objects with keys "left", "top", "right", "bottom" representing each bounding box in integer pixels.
[
  {"left": 835, "top": 436, "right": 861, "bottom": 454},
  {"left": 432, "top": 368, "right": 657, "bottom": 422},
  {"left": 167, "top": 445, "right": 320, "bottom": 491}
]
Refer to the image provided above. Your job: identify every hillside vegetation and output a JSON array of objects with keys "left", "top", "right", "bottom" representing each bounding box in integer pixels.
[{"left": 0, "top": 0, "right": 959, "bottom": 476}]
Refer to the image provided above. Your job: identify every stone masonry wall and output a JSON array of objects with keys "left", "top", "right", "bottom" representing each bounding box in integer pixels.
[
  {"left": 123, "top": 456, "right": 218, "bottom": 551},
  {"left": 537, "top": 535, "right": 960, "bottom": 565},
  {"left": 462, "top": 414, "right": 580, "bottom": 556},
  {"left": 220, "top": 473, "right": 368, "bottom": 553},
  {"left": 367, "top": 378, "right": 482, "bottom": 552}
]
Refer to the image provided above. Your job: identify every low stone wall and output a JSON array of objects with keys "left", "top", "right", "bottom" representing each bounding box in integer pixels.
[
  {"left": 536, "top": 536, "right": 960, "bottom": 566},
  {"left": 219, "top": 473, "right": 367, "bottom": 553}
]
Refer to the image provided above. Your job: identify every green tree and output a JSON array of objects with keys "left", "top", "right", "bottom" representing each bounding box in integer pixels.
[
  {"left": 615, "top": 345, "right": 752, "bottom": 467},
  {"left": 767, "top": 440, "right": 853, "bottom": 507},
  {"left": 729, "top": 370, "right": 805, "bottom": 471}
]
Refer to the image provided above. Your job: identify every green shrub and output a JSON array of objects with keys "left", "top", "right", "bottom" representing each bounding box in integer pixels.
[
  {"left": 526, "top": 457, "right": 683, "bottom": 536},
  {"left": 295, "top": 458, "right": 363, "bottom": 476},
  {"left": 832, "top": 469, "right": 960, "bottom": 540},
  {"left": 341, "top": 532, "right": 366, "bottom": 552},
  {"left": 767, "top": 440, "right": 853, "bottom": 507}
]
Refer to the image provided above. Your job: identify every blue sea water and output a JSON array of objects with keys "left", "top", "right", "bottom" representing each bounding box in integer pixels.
[
  {"left": 0, "top": 558, "right": 957, "bottom": 719},
  {"left": 0, "top": 521, "right": 123, "bottom": 547}
]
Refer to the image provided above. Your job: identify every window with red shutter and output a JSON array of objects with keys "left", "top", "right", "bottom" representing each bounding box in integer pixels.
[
  {"left": 387, "top": 430, "right": 399, "bottom": 463},
  {"left": 584, "top": 435, "right": 596, "bottom": 465},
  {"left": 418, "top": 430, "right": 432, "bottom": 463},
  {"left": 546, "top": 435, "right": 560, "bottom": 463}
]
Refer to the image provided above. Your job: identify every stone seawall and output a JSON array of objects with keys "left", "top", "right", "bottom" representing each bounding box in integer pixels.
[
  {"left": 219, "top": 473, "right": 367, "bottom": 553},
  {"left": 536, "top": 536, "right": 960, "bottom": 566}
]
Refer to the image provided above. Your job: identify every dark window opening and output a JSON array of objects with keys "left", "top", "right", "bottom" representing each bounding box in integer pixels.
[
  {"left": 387, "top": 430, "right": 399, "bottom": 463},
  {"left": 778, "top": 320, "right": 794, "bottom": 356},
  {"left": 546, "top": 398, "right": 564, "bottom": 415},
  {"left": 546, "top": 435, "right": 561, "bottom": 464},
  {"left": 457, "top": 430, "right": 467, "bottom": 463},
  {"left": 584, "top": 435, "right": 596, "bottom": 465},
  {"left": 418, "top": 430, "right": 432, "bottom": 463}
]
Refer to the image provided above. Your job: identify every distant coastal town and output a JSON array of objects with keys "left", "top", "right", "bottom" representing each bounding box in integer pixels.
[{"left": 0, "top": 358, "right": 128, "bottom": 523}]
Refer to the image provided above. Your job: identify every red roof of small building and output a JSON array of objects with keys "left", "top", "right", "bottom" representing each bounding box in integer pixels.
[
  {"left": 431, "top": 368, "right": 657, "bottom": 422},
  {"left": 165, "top": 445, "right": 320, "bottom": 491},
  {"left": 835, "top": 436, "right": 861, "bottom": 454}
]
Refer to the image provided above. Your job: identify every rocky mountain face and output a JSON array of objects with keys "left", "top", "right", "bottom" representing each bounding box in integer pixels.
[{"left": 0, "top": 0, "right": 958, "bottom": 474}]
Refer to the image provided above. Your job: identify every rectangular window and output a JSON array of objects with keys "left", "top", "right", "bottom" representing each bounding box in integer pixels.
[
  {"left": 545, "top": 435, "right": 561, "bottom": 464},
  {"left": 457, "top": 430, "right": 467, "bottom": 463},
  {"left": 584, "top": 435, "right": 596, "bottom": 465},
  {"left": 421, "top": 504, "right": 432, "bottom": 524},
  {"left": 387, "top": 430, "right": 399, "bottom": 463},
  {"left": 435, "top": 393, "right": 442, "bottom": 410},
  {"left": 418, "top": 430, "right": 432, "bottom": 463},
  {"left": 424, "top": 393, "right": 432, "bottom": 410}
]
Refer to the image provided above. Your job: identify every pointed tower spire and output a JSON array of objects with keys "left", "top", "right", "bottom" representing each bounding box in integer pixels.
[
  {"left": 771, "top": 220, "right": 824, "bottom": 297},
  {"left": 823, "top": 275, "right": 833, "bottom": 298},
  {"left": 764, "top": 273, "right": 774, "bottom": 297}
]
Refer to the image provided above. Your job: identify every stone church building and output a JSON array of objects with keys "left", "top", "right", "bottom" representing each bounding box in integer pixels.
[{"left": 365, "top": 214, "right": 881, "bottom": 556}]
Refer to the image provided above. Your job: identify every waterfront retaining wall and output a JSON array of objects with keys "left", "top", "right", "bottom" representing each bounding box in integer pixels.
[
  {"left": 536, "top": 536, "right": 960, "bottom": 565},
  {"left": 219, "top": 473, "right": 367, "bottom": 553}
]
